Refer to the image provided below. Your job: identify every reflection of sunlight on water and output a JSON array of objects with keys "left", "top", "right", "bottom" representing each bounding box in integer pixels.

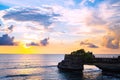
[
  {"left": 3, "top": 55, "right": 58, "bottom": 80},
  {"left": 6, "top": 55, "right": 45, "bottom": 80},
  {"left": 83, "top": 65, "right": 102, "bottom": 80},
  {"left": 84, "top": 65, "right": 100, "bottom": 72}
]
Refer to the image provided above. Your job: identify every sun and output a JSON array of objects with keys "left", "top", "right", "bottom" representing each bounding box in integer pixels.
[
  {"left": 23, "top": 44, "right": 31, "bottom": 48},
  {"left": 21, "top": 40, "right": 32, "bottom": 48}
]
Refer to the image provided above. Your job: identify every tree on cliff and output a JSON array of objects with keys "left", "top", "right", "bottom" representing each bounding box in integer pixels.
[{"left": 71, "top": 49, "right": 95, "bottom": 62}]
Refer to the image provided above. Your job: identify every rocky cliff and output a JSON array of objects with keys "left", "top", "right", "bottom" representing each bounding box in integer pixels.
[{"left": 58, "top": 54, "right": 84, "bottom": 71}]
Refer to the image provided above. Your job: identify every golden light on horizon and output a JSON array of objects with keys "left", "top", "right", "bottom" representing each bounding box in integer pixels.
[
  {"left": 0, "top": 46, "right": 35, "bottom": 54},
  {"left": 0, "top": 42, "right": 120, "bottom": 54}
]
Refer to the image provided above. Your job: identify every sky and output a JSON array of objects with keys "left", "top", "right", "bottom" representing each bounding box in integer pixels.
[{"left": 0, "top": 0, "right": 120, "bottom": 54}]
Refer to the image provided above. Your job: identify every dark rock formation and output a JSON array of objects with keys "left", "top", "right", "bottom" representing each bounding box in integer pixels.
[
  {"left": 94, "top": 56, "right": 120, "bottom": 72},
  {"left": 58, "top": 54, "right": 84, "bottom": 71},
  {"left": 95, "top": 63, "right": 120, "bottom": 73},
  {"left": 118, "top": 56, "right": 120, "bottom": 59},
  {"left": 58, "top": 49, "right": 94, "bottom": 71},
  {"left": 58, "top": 49, "right": 120, "bottom": 73}
]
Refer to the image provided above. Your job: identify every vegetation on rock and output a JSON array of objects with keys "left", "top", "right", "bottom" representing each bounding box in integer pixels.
[{"left": 71, "top": 49, "right": 95, "bottom": 62}]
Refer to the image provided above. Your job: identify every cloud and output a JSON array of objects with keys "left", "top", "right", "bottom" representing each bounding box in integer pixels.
[
  {"left": 102, "top": 23, "right": 120, "bottom": 49},
  {"left": 2, "top": 7, "right": 60, "bottom": 27},
  {"left": 85, "top": 10, "right": 106, "bottom": 26},
  {"left": 0, "top": 34, "right": 15, "bottom": 45},
  {"left": 78, "top": 0, "right": 120, "bottom": 49},
  {"left": 26, "top": 42, "right": 39, "bottom": 46},
  {"left": 8, "top": 25, "right": 14, "bottom": 31},
  {"left": 7, "top": 25, "right": 14, "bottom": 33},
  {"left": 89, "top": 0, "right": 95, "bottom": 3},
  {"left": 27, "top": 37, "right": 50, "bottom": 46},
  {"left": 26, "top": 26, "right": 41, "bottom": 31},
  {"left": 0, "top": 19, "right": 3, "bottom": 26},
  {"left": 0, "top": 0, "right": 120, "bottom": 50},
  {"left": 0, "top": 0, "right": 76, "bottom": 8},
  {"left": 100, "top": 0, "right": 120, "bottom": 49},
  {"left": 40, "top": 37, "right": 49, "bottom": 46},
  {"left": 0, "top": 25, "right": 14, "bottom": 33},
  {"left": 25, "top": 37, "right": 50, "bottom": 46},
  {"left": 80, "top": 41, "right": 99, "bottom": 48}
]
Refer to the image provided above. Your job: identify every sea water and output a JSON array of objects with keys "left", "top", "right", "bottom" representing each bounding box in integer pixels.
[{"left": 0, "top": 54, "right": 120, "bottom": 80}]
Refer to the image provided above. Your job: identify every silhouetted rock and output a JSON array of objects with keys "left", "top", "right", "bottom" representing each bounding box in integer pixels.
[
  {"left": 58, "top": 54, "right": 84, "bottom": 71},
  {"left": 58, "top": 49, "right": 120, "bottom": 73},
  {"left": 58, "top": 49, "right": 94, "bottom": 71},
  {"left": 118, "top": 56, "right": 120, "bottom": 59}
]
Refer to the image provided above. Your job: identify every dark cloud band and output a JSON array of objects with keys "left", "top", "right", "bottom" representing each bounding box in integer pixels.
[
  {"left": 80, "top": 41, "right": 99, "bottom": 48},
  {"left": 0, "top": 34, "right": 15, "bottom": 45},
  {"left": 3, "top": 7, "right": 60, "bottom": 27}
]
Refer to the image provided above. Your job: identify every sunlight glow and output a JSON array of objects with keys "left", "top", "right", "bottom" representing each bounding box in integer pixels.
[{"left": 23, "top": 44, "right": 31, "bottom": 49}]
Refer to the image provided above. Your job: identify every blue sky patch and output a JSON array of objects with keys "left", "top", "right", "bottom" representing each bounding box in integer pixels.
[
  {"left": 0, "top": 4, "right": 9, "bottom": 10},
  {"left": 86, "top": 0, "right": 105, "bottom": 7}
]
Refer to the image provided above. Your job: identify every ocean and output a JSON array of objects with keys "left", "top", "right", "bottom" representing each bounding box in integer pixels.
[{"left": 0, "top": 54, "right": 120, "bottom": 80}]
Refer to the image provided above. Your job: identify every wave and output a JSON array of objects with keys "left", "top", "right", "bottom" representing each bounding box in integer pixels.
[
  {"left": 83, "top": 69, "right": 102, "bottom": 73},
  {"left": 0, "top": 74, "right": 30, "bottom": 79},
  {"left": 0, "top": 71, "right": 51, "bottom": 79},
  {"left": 0, "top": 73, "right": 42, "bottom": 79},
  {"left": 0, "top": 65, "right": 57, "bottom": 70},
  {"left": 5, "top": 74, "right": 29, "bottom": 77}
]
